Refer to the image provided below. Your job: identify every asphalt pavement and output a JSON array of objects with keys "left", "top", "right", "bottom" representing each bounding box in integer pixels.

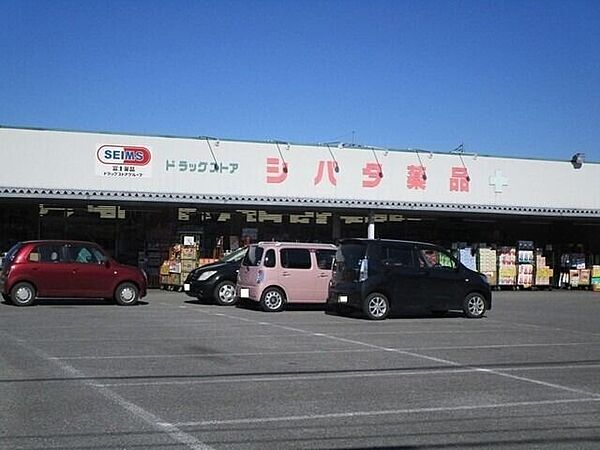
[{"left": 1, "top": 290, "right": 599, "bottom": 449}]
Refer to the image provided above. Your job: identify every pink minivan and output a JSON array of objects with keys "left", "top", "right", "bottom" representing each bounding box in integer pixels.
[{"left": 236, "top": 242, "right": 337, "bottom": 312}]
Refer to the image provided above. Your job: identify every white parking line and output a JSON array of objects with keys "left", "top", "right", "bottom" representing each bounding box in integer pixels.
[
  {"left": 163, "top": 397, "right": 600, "bottom": 428},
  {"left": 53, "top": 348, "right": 374, "bottom": 360},
  {"left": 50, "top": 341, "right": 600, "bottom": 360},
  {"left": 488, "top": 318, "right": 600, "bottom": 338},
  {"left": 0, "top": 332, "right": 215, "bottom": 450},
  {"left": 198, "top": 310, "right": 600, "bottom": 398},
  {"left": 94, "top": 363, "right": 600, "bottom": 388},
  {"left": 95, "top": 367, "right": 481, "bottom": 387}
]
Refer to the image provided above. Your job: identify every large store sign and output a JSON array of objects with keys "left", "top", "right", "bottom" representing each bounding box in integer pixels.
[
  {"left": 262, "top": 156, "right": 479, "bottom": 192},
  {"left": 95, "top": 145, "right": 152, "bottom": 177},
  {"left": 1, "top": 127, "right": 599, "bottom": 214}
]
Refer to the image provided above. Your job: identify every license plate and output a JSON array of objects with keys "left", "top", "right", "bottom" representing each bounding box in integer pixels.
[
  {"left": 338, "top": 295, "right": 348, "bottom": 303},
  {"left": 240, "top": 288, "right": 250, "bottom": 298},
  {"left": 183, "top": 283, "right": 190, "bottom": 292}
]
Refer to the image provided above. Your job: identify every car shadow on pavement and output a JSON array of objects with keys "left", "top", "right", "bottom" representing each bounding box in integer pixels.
[
  {"left": 1, "top": 299, "right": 149, "bottom": 307},
  {"left": 325, "top": 307, "right": 467, "bottom": 320},
  {"left": 184, "top": 298, "right": 214, "bottom": 306},
  {"left": 234, "top": 299, "right": 325, "bottom": 312}
]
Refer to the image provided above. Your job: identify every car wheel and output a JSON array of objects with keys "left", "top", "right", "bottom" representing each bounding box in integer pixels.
[
  {"left": 260, "top": 287, "right": 286, "bottom": 312},
  {"left": 214, "top": 281, "right": 238, "bottom": 306},
  {"left": 10, "top": 282, "right": 36, "bottom": 307},
  {"left": 114, "top": 282, "right": 139, "bottom": 306},
  {"left": 463, "top": 292, "right": 486, "bottom": 318},
  {"left": 363, "top": 292, "right": 389, "bottom": 320}
]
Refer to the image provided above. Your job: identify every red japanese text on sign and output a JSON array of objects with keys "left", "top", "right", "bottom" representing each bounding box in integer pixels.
[
  {"left": 314, "top": 160, "right": 337, "bottom": 186},
  {"left": 362, "top": 162, "right": 382, "bottom": 188},
  {"left": 266, "top": 157, "right": 288, "bottom": 184},
  {"left": 450, "top": 167, "right": 469, "bottom": 192},
  {"left": 407, "top": 165, "right": 426, "bottom": 190}
]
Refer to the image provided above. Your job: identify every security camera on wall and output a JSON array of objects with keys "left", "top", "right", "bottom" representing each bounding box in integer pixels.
[{"left": 571, "top": 153, "right": 585, "bottom": 169}]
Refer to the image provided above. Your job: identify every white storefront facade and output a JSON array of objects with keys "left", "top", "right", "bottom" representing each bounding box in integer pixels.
[
  {"left": 2, "top": 126, "right": 599, "bottom": 215},
  {"left": 1, "top": 126, "right": 599, "bottom": 287}
]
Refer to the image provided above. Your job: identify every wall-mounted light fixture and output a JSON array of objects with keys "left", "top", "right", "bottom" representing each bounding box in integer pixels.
[
  {"left": 319, "top": 141, "right": 343, "bottom": 172},
  {"left": 369, "top": 146, "right": 384, "bottom": 178},
  {"left": 325, "top": 143, "right": 340, "bottom": 172},
  {"left": 571, "top": 152, "right": 585, "bottom": 169},
  {"left": 271, "top": 140, "right": 289, "bottom": 173},
  {"left": 450, "top": 143, "right": 471, "bottom": 181},
  {"left": 200, "top": 136, "right": 220, "bottom": 171},
  {"left": 335, "top": 141, "right": 384, "bottom": 178},
  {"left": 414, "top": 148, "right": 428, "bottom": 181}
]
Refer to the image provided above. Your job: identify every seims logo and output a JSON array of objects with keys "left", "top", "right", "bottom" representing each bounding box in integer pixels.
[{"left": 97, "top": 145, "right": 152, "bottom": 166}]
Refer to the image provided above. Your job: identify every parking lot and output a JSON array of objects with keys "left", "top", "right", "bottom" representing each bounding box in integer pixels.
[{"left": 1, "top": 290, "right": 599, "bottom": 449}]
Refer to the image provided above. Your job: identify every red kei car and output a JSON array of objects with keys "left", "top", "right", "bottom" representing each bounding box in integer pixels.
[{"left": 0, "top": 240, "right": 147, "bottom": 306}]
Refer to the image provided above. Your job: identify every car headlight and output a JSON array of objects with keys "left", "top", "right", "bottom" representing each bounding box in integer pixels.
[{"left": 197, "top": 270, "right": 217, "bottom": 281}]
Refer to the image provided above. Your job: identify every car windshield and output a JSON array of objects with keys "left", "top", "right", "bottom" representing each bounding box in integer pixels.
[
  {"left": 333, "top": 241, "right": 367, "bottom": 281},
  {"left": 335, "top": 242, "right": 367, "bottom": 270},
  {"left": 220, "top": 246, "right": 247, "bottom": 263},
  {"left": 1, "top": 243, "right": 23, "bottom": 270},
  {"left": 241, "top": 245, "right": 264, "bottom": 266}
]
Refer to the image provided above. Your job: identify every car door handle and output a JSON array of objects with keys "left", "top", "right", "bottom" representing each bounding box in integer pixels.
[
  {"left": 282, "top": 272, "right": 291, "bottom": 277},
  {"left": 319, "top": 273, "right": 329, "bottom": 277}
]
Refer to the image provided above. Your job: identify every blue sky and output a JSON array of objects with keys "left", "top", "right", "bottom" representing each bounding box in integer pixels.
[{"left": 1, "top": 0, "right": 599, "bottom": 161}]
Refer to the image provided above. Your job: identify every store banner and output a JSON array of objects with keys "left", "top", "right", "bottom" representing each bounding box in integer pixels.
[{"left": 1, "top": 127, "right": 599, "bottom": 212}]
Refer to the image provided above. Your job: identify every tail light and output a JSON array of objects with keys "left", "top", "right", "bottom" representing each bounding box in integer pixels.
[{"left": 358, "top": 258, "right": 369, "bottom": 282}]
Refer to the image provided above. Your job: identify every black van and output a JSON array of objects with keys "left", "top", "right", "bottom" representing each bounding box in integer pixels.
[{"left": 327, "top": 239, "right": 491, "bottom": 320}]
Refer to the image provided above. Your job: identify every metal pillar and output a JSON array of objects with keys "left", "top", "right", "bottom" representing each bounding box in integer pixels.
[
  {"left": 332, "top": 213, "right": 341, "bottom": 243},
  {"left": 367, "top": 212, "right": 375, "bottom": 239}
]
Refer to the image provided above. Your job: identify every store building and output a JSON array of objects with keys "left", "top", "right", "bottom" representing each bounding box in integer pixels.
[{"left": 1, "top": 126, "right": 599, "bottom": 287}]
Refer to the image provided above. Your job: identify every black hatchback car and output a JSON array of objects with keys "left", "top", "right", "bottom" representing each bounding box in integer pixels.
[
  {"left": 183, "top": 247, "right": 247, "bottom": 305},
  {"left": 327, "top": 238, "right": 491, "bottom": 320}
]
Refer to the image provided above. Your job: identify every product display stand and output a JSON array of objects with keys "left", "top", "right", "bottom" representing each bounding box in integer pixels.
[
  {"left": 516, "top": 241, "right": 534, "bottom": 289},
  {"left": 559, "top": 253, "right": 590, "bottom": 290},
  {"left": 592, "top": 265, "right": 600, "bottom": 292},
  {"left": 160, "top": 243, "right": 201, "bottom": 291},
  {"left": 534, "top": 248, "right": 552, "bottom": 290},
  {"left": 498, "top": 246, "right": 517, "bottom": 289},
  {"left": 477, "top": 247, "right": 498, "bottom": 289}
]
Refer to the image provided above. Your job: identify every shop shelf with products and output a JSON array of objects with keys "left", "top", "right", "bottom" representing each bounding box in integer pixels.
[
  {"left": 534, "top": 248, "right": 553, "bottom": 289},
  {"left": 498, "top": 246, "right": 517, "bottom": 289},
  {"left": 592, "top": 265, "right": 600, "bottom": 292},
  {"left": 160, "top": 242, "right": 204, "bottom": 291},
  {"left": 516, "top": 241, "right": 534, "bottom": 289},
  {"left": 477, "top": 247, "right": 498, "bottom": 288},
  {"left": 559, "top": 253, "right": 590, "bottom": 289}
]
